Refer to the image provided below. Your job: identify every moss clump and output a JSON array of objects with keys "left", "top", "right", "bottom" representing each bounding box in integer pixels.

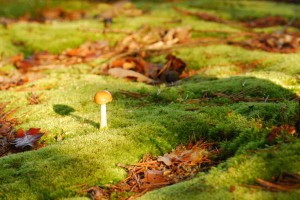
[{"left": 6, "top": 21, "right": 123, "bottom": 55}]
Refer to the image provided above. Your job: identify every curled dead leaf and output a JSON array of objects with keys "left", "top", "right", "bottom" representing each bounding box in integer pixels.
[
  {"left": 107, "top": 68, "right": 155, "bottom": 84},
  {"left": 157, "top": 156, "right": 172, "bottom": 166}
]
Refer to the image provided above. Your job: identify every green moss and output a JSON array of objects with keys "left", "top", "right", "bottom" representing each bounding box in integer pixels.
[
  {"left": 185, "top": 0, "right": 299, "bottom": 20},
  {"left": 135, "top": 0, "right": 299, "bottom": 21},
  {"left": 0, "top": 28, "right": 20, "bottom": 56},
  {"left": 6, "top": 21, "right": 122, "bottom": 55},
  {"left": 0, "top": 0, "right": 93, "bottom": 18}
]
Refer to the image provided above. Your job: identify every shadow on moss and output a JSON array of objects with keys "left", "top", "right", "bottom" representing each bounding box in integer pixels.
[{"left": 53, "top": 104, "right": 99, "bottom": 128}]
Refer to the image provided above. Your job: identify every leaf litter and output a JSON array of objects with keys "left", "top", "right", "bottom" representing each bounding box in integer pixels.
[
  {"left": 6, "top": 25, "right": 192, "bottom": 86},
  {"left": 266, "top": 124, "right": 297, "bottom": 145},
  {"left": 11, "top": 41, "right": 110, "bottom": 72},
  {"left": 233, "top": 31, "right": 300, "bottom": 53},
  {"left": 81, "top": 140, "right": 219, "bottom": 199},
  {"left": 0, "top": 71, "right": 43, "bottom": 91},
  {"left": 103, "top": 53, "right": 187, "bottom": 84},
  {"left": 4, "top": 7, "right": 300, "bottom": 90},
  {"left": 173, "top": 7, "right": 300, "bottom": 53},
  {"left": 245, "top": 16, "right": 300, "bottom": 29},
  {"left": 0, "top": 103, "right": 44, "bottom": 157}
]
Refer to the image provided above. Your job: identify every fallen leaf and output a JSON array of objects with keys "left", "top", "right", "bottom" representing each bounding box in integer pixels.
[
  {"left": 41, "top": 8, "right": 64, "bottom": 20},
  {"left": 157, "top": 156, "right": 172, "bottom": 166},
  {"left": 266, "top": 125, "right": 296, "bottom": 144},
  {"left": 107, "top": 68, "right": 155, "bottom": 84},
  {"left": 16, "top": 129, "right": 25, "bottom": 138},
  {"left": 233, "top": 32, "right": 300, "bottom": 53},
  {"left": 116, "top": 26, "right": 191, "bottom": 52},
  {"left": 156, "top": 54, "right": 186, "bottom": 82},
  {"left": 142, "top": 170, "right": 166, "bottom": 184},
  {"left": 27, "top": 128, "right": 41, "bottom": 135},
  {"left": 82, "top": 186, "right": 109, "bottom": 200},
  {"left": 11, "top": 128, "right": 43, "bottom": 149}
]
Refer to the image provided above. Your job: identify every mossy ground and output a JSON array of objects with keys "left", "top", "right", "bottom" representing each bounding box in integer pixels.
[{"left": 0, "top": 0, "right": 299, "bottom": 199}]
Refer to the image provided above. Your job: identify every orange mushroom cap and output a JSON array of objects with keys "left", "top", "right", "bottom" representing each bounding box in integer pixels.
[{"left": 94, "top": 90, "right": 112, "bottom": 104}]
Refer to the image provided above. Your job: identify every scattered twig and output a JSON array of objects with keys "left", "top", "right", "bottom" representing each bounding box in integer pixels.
[
  {"left": 118, "top": 90, "right": 150, "bottom": 98},
  {"left": 256, "top": 178, "right": 292, "bottom": 192},
  {"left": 242, "top": 172, "right": 300, "bottom": 192},
  {"left": 79, "top": 27, "right": 133, "bottom": 34},
  {"left": 173, "top": 6, "right": 226, "bottom": 23}
]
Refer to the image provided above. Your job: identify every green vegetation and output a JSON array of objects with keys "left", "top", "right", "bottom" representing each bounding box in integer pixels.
[
  {"left": 0, "top": 0, "right": 93, "bottom": 18},
  {"left": 0, "top": 0, "right": 299, "bottom": 199}
]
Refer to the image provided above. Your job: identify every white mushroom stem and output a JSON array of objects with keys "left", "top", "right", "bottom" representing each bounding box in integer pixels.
[{"left": 100, "top": 104, "right": 107, "bottom": 129}]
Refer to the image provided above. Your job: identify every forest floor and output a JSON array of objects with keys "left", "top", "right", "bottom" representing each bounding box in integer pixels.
[{"left": 0, "top": 0, "right": 299, "bottom": 199}]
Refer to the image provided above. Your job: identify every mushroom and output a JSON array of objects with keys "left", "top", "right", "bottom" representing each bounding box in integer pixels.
[{"left": 94, "top": 90, "right": 113, "bottom": 129}]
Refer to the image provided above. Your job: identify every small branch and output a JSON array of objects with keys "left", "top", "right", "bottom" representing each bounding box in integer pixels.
[
  {"left": 79, "top": 28, "right": 133, "bottom": 34},
  {"left": 256, "top": 178, "right": 293, "bottom": 192}
]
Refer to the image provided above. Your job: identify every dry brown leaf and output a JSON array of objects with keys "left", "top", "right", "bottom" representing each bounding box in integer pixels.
[
  {"left": 107, "top": 68, "right": 155, "bottom": 83},
  {"left": 142, "top": 170, "right": 166, "bottom": 184},
  {"left": 41, "top": 8, "right": 64, "bottom": 20},
  {"left": 0, "top": 103, "right": 18, "bottom": 157},
  {"left": 233, "top": 32, "right": 300, "bottom": 53},
  {"left": 157, "top": 156, "right": 172, "bottom": 166},
  {"left": 83, "top": 186, "right": 109, "bottom": 200},
  {"left": 116, "top": 26, "right": 191, "bottom": 52},
  {"left": 266, "top": 124, "right": 296, "bottom": 144}
]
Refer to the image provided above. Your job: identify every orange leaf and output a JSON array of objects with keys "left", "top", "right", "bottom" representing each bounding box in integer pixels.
[
  {"left": 65, "top": 48, "right": 81, "bottom": 57},
  {"left": 111, "top": 58, "right": 127, "bottom": 68},
  {"left": 10, "top": 54, "right": 24, "bottom": 64},
  {"left": 16, "top": 129, "right": 26, "bottom": 138},
  {"left": 16, "top": 60, "right": 35, "bottom": 70},
  {"left": 27, "top": 128, "right": 41, "bottom": 135}
]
